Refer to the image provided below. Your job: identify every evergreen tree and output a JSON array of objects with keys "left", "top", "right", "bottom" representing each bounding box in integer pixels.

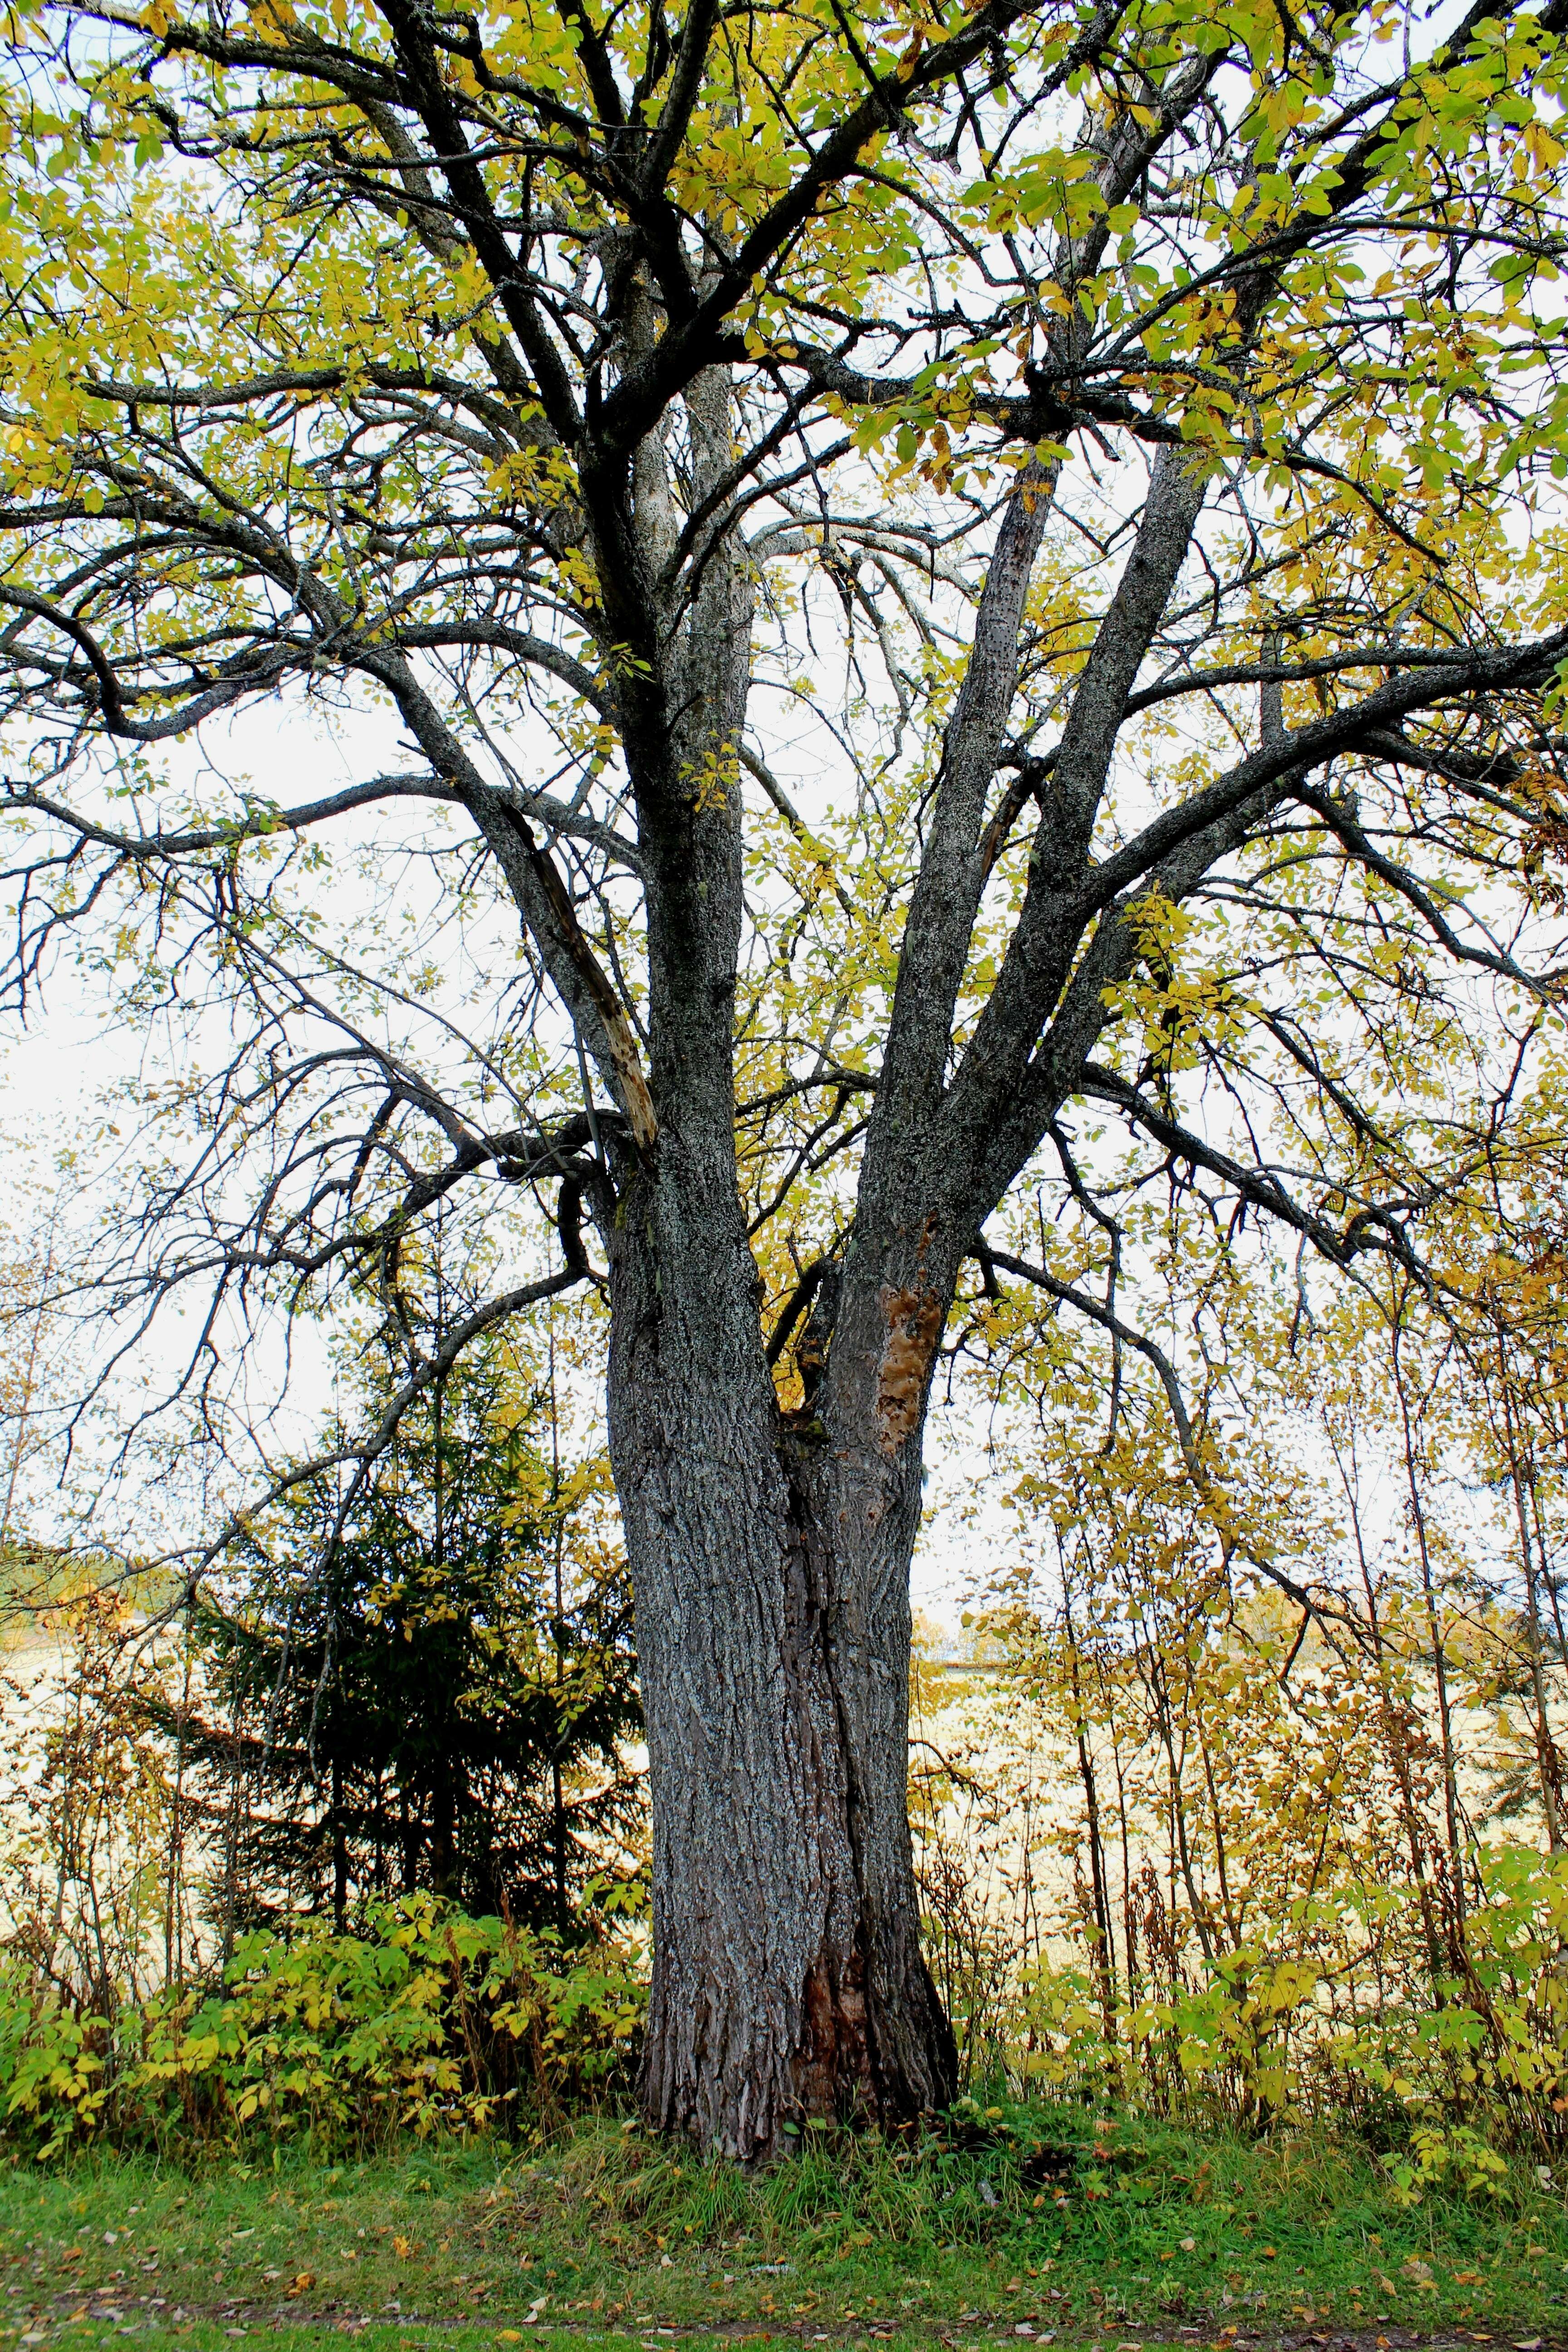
[{"left": 169, "top": 1318, "right": 642, "bottom": 1936}]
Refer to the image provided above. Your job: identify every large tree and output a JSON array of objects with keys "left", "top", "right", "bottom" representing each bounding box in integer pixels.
[{"left": 3, "top": 0, "right": 1568, "bottom": 2158}]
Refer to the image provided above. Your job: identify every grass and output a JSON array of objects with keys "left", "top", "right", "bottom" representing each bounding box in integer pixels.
[{"left": 0, "top": 2104, "right": 1564, "bottom": 2352}]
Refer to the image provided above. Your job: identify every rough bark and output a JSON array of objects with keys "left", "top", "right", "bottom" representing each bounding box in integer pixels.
[
  {"left": 604, "top": 1164, "right": 956, "bottom": 2159},
  {"left": 597, "top": 341, "right": 957, "bottom": 2159}
]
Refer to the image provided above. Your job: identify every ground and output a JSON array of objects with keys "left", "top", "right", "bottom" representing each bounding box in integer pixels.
[{"left": 0, "top": 2107, "right": 1564, "bottom": 2352}]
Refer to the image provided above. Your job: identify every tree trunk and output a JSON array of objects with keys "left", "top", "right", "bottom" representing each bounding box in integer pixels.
[
  {"left": 605, "top": 1150, "right": 956, "bottom": 2161},
  {"left": 331, "top": 1754, "right": 348, "bottom": 1932}
]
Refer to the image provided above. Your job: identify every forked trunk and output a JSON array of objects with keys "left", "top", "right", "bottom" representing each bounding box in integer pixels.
[{"left": 605, "top": 1152, "right": 956, "bottom": 2161}]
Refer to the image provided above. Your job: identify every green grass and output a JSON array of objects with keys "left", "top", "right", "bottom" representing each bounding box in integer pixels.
[{"left": 0, "top": 2105, "right": 1565, "bottom": 2350}]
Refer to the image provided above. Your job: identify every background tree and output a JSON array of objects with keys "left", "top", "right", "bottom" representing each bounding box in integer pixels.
[
  {"left": 165, "top": 1303, "right": 641, "bottom": 1939},
  {"left": 5, "top": 0, "right": 1568, "bottom": 2158}
]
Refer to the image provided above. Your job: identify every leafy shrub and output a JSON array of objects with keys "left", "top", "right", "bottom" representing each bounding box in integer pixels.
[
  {"left": 0, "top": 1893, "right": 646, "bottom": 2159},
  {"left": 995, "top": 1842, "right": 1568, "bottom": 2163}
]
